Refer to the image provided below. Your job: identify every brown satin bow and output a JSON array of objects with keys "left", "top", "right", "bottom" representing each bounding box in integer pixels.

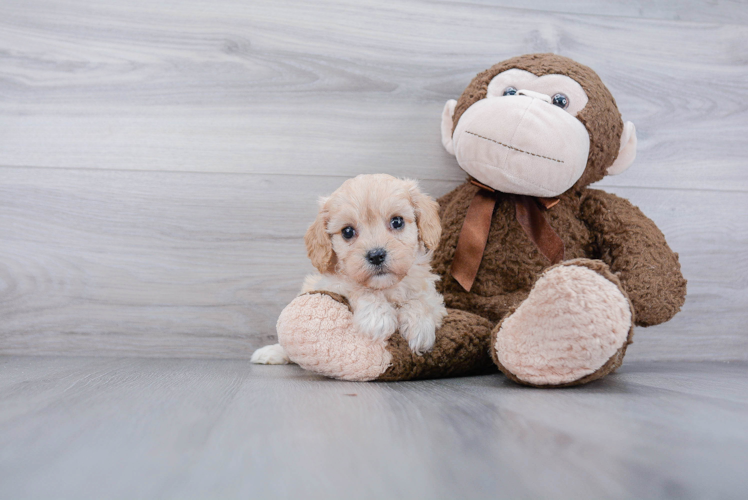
[{"left": 450, "top": 180, "right": 565, "bottom": 292}]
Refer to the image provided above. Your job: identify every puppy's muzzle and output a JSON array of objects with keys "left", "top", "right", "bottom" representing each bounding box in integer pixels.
[{"left": 366, "top": 248, "right": 387, "bottom": 266}]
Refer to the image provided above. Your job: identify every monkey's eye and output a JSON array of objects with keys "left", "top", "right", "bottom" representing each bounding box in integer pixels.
[
  {"left": 341, "top": 226, "right": 356, "bottom": 240},
  {"left": 390, "top": 216, "right": 404, "bottom": 230},
  {"left": 503, "top": 87, "right": 517, "bottom": 96},
  {"left": 551, "top": 93, "right": 569, "bottom": 109}
]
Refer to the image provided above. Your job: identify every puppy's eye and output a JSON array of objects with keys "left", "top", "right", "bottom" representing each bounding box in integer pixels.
[
  {"left": 390, "top": 216, "right": 404, "bottom": 230},
  {"left": 341, "top": 226, "right": 356, "bottom": 240},
  {"left": 503, "top": 87, "right": 517, "bottom": 96}
]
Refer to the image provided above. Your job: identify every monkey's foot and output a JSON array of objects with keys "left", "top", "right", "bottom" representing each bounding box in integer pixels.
[
  {"left": 276, "top": 292, "right": 391, "bottom": 381},
  {"left": 491, "top": 259, "right": 634, "bottom": 387},
  {"left": 277, "top": 291, "right": 497, "bottom": 382}
]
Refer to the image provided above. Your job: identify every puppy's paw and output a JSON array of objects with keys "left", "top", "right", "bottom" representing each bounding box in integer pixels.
[
  {"left": 400, "top": 314, "right": 436, "bottom": 356},
  {"left": 398, "top": 297, "right": 446, "bottom": 355},
  {"left": 250, "top": 344, "right": 291, "bottom": 365},
  {"left": 353, "top": 300, "right": 398, "bottom": 341}
]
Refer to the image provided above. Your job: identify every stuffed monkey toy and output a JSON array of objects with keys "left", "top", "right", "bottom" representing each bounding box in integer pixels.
[{"left": 274, "top": 53, "right": 687, "bottom": 387}]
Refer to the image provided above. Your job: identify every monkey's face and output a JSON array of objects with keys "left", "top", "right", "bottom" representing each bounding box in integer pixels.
[{"left": 442, "top": 58, "right": 637, "bottom": 197}]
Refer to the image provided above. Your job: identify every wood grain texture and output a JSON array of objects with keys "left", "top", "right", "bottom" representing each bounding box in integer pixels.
[
  {"left": 0, "top": 357, "right": 746, "bottom": 499},
  {"left": 450, "top": 0, "right": 748, "bottom": 24},
  {"left": 1, "top": 167, "right": 745, "bottom": 360},
  {"left": 1, "top": 0, "right": 747, "bottom": 190},
  {"left": 0, "top": 0, "right": 746, "bottom": 360}
]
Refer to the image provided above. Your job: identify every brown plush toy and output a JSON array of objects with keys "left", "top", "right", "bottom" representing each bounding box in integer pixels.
[{"left": 273, "top": 53, "right": 687, "bottom": 387}]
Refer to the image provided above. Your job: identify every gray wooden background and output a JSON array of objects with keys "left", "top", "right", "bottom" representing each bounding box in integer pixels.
[{"left": 1, "top": 0, "right": 747, "bottom": 361}]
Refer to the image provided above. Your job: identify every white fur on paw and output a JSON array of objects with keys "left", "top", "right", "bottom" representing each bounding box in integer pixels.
[
  {"left": 397, "top": 297, "right": 445, "bottom": 355},
  {"left": 250, "top": 344, "right": 290, "bottom": 365},
  {"left": 353, "top": 299, "right": 398, "bottom": 341},
  {"left": 398, "top": 308, "right": 436, "bottom": 355},
  {"left": 403, "top": 319, "right": 436, "bottom": 355}
]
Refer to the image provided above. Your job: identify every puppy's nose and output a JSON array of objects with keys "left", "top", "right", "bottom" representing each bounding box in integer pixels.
[{"left": 366, "top": 248, "right": 387, "bottom": 266}]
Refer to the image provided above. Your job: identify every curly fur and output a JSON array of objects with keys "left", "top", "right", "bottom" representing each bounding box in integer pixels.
[
  {"left": 303, "top": 174, "right": 447, "bottom": 355},
  {"left": 433, "top": 184, "right": 687, "bottom": 329}
]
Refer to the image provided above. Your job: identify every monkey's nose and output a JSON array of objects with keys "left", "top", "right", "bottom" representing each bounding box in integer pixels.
[
  {"left": 366, "top": 248, "right": 387, "bottom": 266},
  {"left": 516, "top": 89, "right": 552, "bottom": 103}
]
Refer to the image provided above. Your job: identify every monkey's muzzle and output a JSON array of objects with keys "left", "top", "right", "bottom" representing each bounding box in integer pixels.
[{"left": 452, "top": 95, "right": 590, "bottom": 197}]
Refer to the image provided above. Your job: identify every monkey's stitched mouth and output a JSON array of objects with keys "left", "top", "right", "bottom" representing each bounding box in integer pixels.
[{"left": 465, "top": 131, "right": 564, "bottom": 164}]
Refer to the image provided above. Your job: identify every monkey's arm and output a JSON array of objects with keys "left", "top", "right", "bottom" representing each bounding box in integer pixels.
[
  {"left": 440, "top": 287, "right": 529, "bottom": 324},
  {"left": 580, "top": 189, "right": 686, "bottom": 327}
]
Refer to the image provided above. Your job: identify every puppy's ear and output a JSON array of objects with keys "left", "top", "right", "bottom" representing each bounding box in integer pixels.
[
  {"left": 304, "top": 197, "right": 336, "bottom": 273},
  {"left": 407, "top": 181, "right": 442, "bottom": 250}
]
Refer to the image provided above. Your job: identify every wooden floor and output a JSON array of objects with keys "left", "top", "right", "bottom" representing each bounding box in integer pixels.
[{"left": 0, "top": 357, "right": 746, "bottom": 499}]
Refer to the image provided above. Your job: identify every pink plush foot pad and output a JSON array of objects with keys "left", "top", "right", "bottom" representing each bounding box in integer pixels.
[
  {"left": 276, "top": 293, "right": 391, "bottom": 381},
  {"left": 494, "top": 262, "right": 633, "bottom": 386}
]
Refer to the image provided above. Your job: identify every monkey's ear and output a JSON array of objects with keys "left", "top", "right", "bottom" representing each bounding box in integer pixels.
[
  {"left": 441, "top": 99, "right": 457, "bottom": 156},
  {"left": 408, "top": 182, "right": 442, "bottom": 250},
  {"left": 304, "top": 199, "right": 336, "bottom": 273},
  {"left": 607, "top": 121, "right": 637, "bottom": 175}
]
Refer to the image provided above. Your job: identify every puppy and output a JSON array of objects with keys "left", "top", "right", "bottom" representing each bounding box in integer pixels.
[{"left": 251, "top": 174, "right": 447, "bottom": 365}]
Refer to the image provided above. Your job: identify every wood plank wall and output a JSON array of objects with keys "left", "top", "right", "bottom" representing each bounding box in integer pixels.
[{"left": 1, "top": 0, "right": 747, "bottom": 360}]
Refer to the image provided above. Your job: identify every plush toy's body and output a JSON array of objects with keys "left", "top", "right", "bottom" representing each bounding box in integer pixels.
[
  {"left": 435, "top": 184, "right": 685, "bottom": 329},
  {"left": 274, "top": 53, "right": 686, "bottom": 387}
]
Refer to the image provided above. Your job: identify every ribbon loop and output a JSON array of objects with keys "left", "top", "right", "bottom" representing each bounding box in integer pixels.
[
  {"left": 450, "top": 186, "right": 565, "bottom": 292},
  {"left": 449, "top": 189, "right": 497, "bottom": 292}
]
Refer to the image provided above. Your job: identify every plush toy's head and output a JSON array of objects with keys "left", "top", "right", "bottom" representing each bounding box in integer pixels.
[{"left": 441, "top": 53, "right": 637, "bottom": 197}]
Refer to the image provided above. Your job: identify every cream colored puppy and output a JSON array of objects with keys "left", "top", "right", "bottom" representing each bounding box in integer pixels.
[{"left": 251, "top": 174, "right": 447, "bottom": 365}]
